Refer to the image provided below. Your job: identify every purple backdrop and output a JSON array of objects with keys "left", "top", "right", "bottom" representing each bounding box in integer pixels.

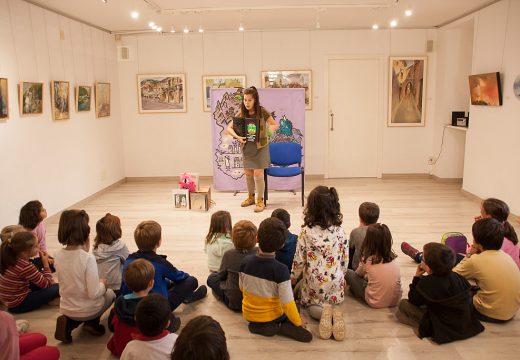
[{"left": 211, "top": 88, "right": 305, "bottom": 191}]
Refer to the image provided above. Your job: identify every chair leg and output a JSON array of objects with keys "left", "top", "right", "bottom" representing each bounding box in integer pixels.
[
  {"left": 301, "top": 170, "right": 305, "bottom": 207},
  {"left": 264, "top": 171, "right": 268, "bottom": 205}
]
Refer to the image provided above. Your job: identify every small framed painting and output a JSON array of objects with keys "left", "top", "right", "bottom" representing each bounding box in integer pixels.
[
  {"left": 76, "top": 85, "right": 92, "bottom": 112},
  {"left": 202, "top": 75, "right": 246, "bottom": 111},
  {"left": 172, "top": 189, "right": 190, "bottom": 210},
  {"left": 261, "top": 70, "right": 312, "bottom": 109},
  {"left": 19, "top": 81, "right": 43, "bottom": 116},
  {"left": 137, "top": 74, "right": 186, "bottom": 113},
  {"left": 50, "top": 81, "right": 70, "bottom": 120},
  {"left": 0, "top": 78, "right": 8, "bottom": 119},
  {"left": 95, "top": 82, "right": 111, "bottom": 118},
  {"left": 388, "top": 57, "right": 427, "bottom": 127}
]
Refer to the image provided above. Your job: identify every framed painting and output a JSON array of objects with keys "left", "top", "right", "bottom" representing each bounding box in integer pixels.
[
  {"left": 137, "top": 74, "right": 186, "bottom": 113},
  {"left": 50, "top": 81, "right": 70, "bottom": 120},
  {"left": 468, "top": 72, "right": 502, "bottom": 106},
  {"left": 261, "top": 70, "right": 312, "bottom": 109},
  {"left": 0, "top": 78, "right": 8, "bottom": 119},
  {"left": 76, "top": 85, "right": 92, "bottom": 112},
  {"left": 172, "top": 189, "right": 189, "bottom": 210},
  {"left": 388, "top": 57, "right": 427, "bottom": 127},
  {"left": 202, "top": 75, "right": 246, "bottom": 111},
  {"left": 19, "top": 81, "right": 43, "bottom": 116},
  {"left": 95, "top": 82, "right": 110, "bottom": 118}
]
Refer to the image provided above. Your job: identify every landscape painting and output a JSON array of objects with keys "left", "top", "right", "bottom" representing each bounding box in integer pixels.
[
  {"left": 202, "top": 75, "right": 245, "bottom": 111},
  {"left": 19, "top": 81, "right": 43, "bottom": 116},
  {"left": 0, "top": 78, "right": 8, "bottom": 119},
  {"left": 95, "top": 82, "right": 110, "bottom": 118},
  {"left": 76, "top": 85, "right": 92, "bottom": 112},
  {"left": 50, "top": 80, "right": 70, "bottom": 120},
  {"left": 261, "top": 70, "right": 312, "bottom": 109},
  {"left": 137, "top": 74, "right": 186, "bottom": 113}
]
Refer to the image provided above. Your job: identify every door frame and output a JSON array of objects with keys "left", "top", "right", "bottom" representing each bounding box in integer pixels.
[{"left": 324, "top": 54, "right": 385, "bottom": 179}]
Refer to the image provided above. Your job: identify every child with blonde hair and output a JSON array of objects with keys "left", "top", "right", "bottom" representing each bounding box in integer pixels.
[
  {"left": 205, "top": 211, "right": 234, "bottom": 272},
  {"left": 291, "top": 186, "right": 348, "bottom": 341},
  {"left": 93, "top": 213, "right": 130, "bottom": 294}
]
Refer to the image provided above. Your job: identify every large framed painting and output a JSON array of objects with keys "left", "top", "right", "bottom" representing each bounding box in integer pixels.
[
  {"left": 50, "top": 80, "right": 70, "bottom": 120},
  {"left": 19, "top": 81, "right": 43, "bottom": 116},
  {"left": 202, "top": 75, "right": 246, "bottom": 111},
  {"left": 95, "top": 82, "right": 110, "bottom": 118},
  {"left": 388, "top": 57, "right": 427, "bottom": 127},
  {"left": 137, "top": 74, "right": 186, "bottom": 113},
  {"left": 261, "top": 70, "right": 312, "bottom": 109},
  {"left": 76, "top": 85, "right": 92, "bottom": 112},
  {"left": 0, "top": 78, "right": 8, "bottom": 120}
]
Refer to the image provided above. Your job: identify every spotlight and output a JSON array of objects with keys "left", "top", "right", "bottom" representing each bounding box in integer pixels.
[
  {"left": 101, "top": 0, "right": 108, "bottom": 3},
  {"left": 405, "top": 10, "right": 413, "bottom": 17},
  {"left": 183, "top": 27, "right": 189, "bottom": 33},
  {"left": 148, "top": 22, "right": 155, "bottom": 28},
  {"left": 156, "top": 27, "right": 162, "bottom": 32},
  {"left": 131, "top": 11, "right": 139, "bottom": 19},
  {"left": 198, "top": 26, "right": 204, "bottom": 33},
  {"left": 170, "top": 26, "right": 176, "bottom": 33},
  {"left": 390, "top": 19, "right": 397, "bottom": 27},
  {"left": 239, "top": 25, "right": 244, "bottom": 31},
  {"left": 372, "top": 24, "right": 379, "bottom": 30}
]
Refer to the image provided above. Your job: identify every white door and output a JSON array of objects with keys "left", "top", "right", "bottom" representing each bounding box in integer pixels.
[{"left": 327, "top": 58, "right": 380, "bottom": 178}]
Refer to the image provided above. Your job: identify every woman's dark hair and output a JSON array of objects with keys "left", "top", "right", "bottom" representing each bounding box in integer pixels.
[
  {"left": 19, "top": 200, "right": 43, "bottom": 230},
  {"left": 303, "top": 186, "right": 342, "bottom": 229},
  {"left": 0, "top": 231, "right": 37, "bottom": 274},
  {"left": 94, "top": 213, "right": 122, "bottom": 249},
  {"left": 171, "top": 315, "right": 230, "bottom": 360},
  {"left": 481, "top": 198, "right": 518, "bottom": 245},
  {"left": 58, "top": 209, "right": 90, "bottom": 246},
  {"left": 240, "top": 86, "right": 262, "bottom": 117},
  {"left": 360, "top": 223, "right": 396, "bottom": 264},
  {"left": 472, "top": 218, "right": 504, "bottom": 250},
  {"left": 206, "top": 211, "right": 232, "bottom": 245}
]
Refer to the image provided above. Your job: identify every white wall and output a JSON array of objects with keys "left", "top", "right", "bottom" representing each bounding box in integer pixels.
[
  {"left": 431, "top": 21, "right": 474, "bottom": 178},
  {"left": 118, "top": 28, "right": 437, "bottom": 177},
  {"left": 0, "top": 0, "right": 125, "bottom": 225},
  {"left": 462, "top": 0, "right": 520, "bottom": 214}
]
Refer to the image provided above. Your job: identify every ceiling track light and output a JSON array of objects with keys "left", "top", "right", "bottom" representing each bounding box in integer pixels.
[
  {"left": 238, "top": 24, "right": 244, "bottom": 31},
  {"left": 131, "top": 11, "right": 139, "bottom": 19},
  {"left": 372, "top": 24, "right": 379, "bottom": 30},
  {"left": 183, "top": 27, "right": 189, "bottom": 33},
  {"left": 101, "top": 0, "right": 107, "bottom": 3},
  {"left": 390, "top": 19, "right": 397, "bottom": 28},
  {"left": 170, "top": 26, "right": 176, "bottom": 33},
  {"left": 405, "top": 9, "right": 413, "bottom": 17},
  {"left": 156, "top": 27, "right": 162, "bottom": 32}
]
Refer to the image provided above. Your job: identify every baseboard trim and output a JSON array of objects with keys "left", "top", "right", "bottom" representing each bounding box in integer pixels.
[
  {"left": 45, "top": 178, "right": 127, "bottom": 223},
  {"left": 431, "top": 175, "right": 463, "bottom": 184},
  {"left": 381, "top": 173, "right": 430, "bottom": 179}
]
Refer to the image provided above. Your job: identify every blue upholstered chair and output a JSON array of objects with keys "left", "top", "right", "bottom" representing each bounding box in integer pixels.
[{"left": 263, "top": 142, "right": 305, "bottom": 207}]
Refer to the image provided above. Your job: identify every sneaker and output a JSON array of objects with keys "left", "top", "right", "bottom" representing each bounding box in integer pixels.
[
  {"left": 169, "top": 314, "right": 181, "bottom": 333},
  {"left": 83, "top": 323, "right": 106, "bottom": 337},
  {"left": 401, "top": 242, "right": 421, "bottom": 263},
  {"left": 241, "top": 194, "right": 255, "bottom": 207},
  {"left": 248, "top": 322, "right": 280, "bottom": 337},
  {"left": 319, "top": 304, "right": 333, "bottom": 340},
  {"left": 16, "top": 320, "right": 30, "bottom": 334},
  {"left": 183, "top": 285, "right": 208, "bottom": 304},
  {"left": 331, "top": 307, "right": 345, "bottom": 341},
  {"left": 54, "top": 315, "right": 73, "bottom": 344},
  {"left": 279, "top": 322, "right": 313, "bottom": 343},
  {"left": 254, "top": 198, "right": 265, "bottom": 213}
]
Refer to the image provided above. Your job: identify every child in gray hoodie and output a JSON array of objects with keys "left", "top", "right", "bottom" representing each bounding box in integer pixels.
[{"left": 93, "top": 213, "right": 130, "bottom": 295}]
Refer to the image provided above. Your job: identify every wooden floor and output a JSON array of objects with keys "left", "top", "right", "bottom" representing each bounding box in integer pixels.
[{"left": 18, "top": 178, "right": 520, "bottom": 359}]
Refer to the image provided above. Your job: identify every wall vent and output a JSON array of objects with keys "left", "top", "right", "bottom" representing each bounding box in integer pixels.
[{"left": 117, "top": 46, "right": 132, "bottom": 61}]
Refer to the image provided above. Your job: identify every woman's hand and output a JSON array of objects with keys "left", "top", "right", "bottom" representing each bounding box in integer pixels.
[{"left": 236, "top": 136, "right": 246, "bottom": 144}]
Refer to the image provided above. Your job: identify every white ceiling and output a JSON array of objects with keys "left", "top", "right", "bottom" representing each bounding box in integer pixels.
[{"left": 25, "top": 0, "right": 497, "bottom": 34}]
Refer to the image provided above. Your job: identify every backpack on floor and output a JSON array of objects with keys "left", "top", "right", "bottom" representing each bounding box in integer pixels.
[{"left": 440, "top": 232, "right": 468, "bottom": 255}]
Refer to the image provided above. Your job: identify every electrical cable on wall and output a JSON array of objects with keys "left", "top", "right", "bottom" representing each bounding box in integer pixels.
[{"left": 431, "top": 125, "right": 448, "bottom": 165}]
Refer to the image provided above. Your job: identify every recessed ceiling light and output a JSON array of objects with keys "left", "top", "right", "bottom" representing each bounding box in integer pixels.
[
  {"left": 390, "top": 19, "right": 397, "bottom": 28},
  {"left": 372, "top": 24, "right": 379, "bottom": 30},
  {"left": 131, "top": 11, "right": 139, "bottom": 19},
  {"left": 405, "top": 10, "right": 413, "bottom": 17},
  {"left": 156, "top": 27, "right": 162, "bottom": 32},
  {"left": 183, "top": 27, "right": 189, "bottom": 33},
  {"left": 148, "top": 22, "right": 155, "bottom": 28}
]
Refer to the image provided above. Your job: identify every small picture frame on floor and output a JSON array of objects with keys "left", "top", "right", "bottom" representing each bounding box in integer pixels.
[{"left": 172, "top": 189, "right": 189, "bottom": 210}]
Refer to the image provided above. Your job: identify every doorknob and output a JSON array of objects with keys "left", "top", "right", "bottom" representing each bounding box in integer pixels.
[{"left": 330, "top": 111, "right": 334, "bottom": 131}]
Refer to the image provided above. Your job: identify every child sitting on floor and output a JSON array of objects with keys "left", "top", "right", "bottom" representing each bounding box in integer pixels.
[
  {"left": 207, "top": 220, "right": 257, "bottom": 311},
  {"left": 121, "top": 294, "right": 178, "bottom": 360},
  {"left": 171, "top": 315, "right": 229, "bottom": 360},
  {"left": 348, "top": 202, "right": 380, "bottom": 270},
  {"left": 120, "top": 220, "right": 207, "bottom": 310},
  {"left": 396, "top": 242, "right": 484, "bottom": 344},
  {"left": 93, "top": 213, "right": 130, "bottom": 295},
  {"left": 272, "top": 208, "right": 298, "bottom": 272},
  {"left": 54, "top": 209, "right": 116, "bottom": 343},
  {"left": 240, "top": 217, "right": 312, "bottom": 343},
  {"left": 453, "top": 218, "right": 520, "bottom": 323},
  {"left": 346, "top": 223, "right": 402, "bottom": 308},
  {"left": 205, "top": 211, "right": 234, "bottom": 272},
  {"left": 107, "top": 258, "right": 180, "bottom": 357}
]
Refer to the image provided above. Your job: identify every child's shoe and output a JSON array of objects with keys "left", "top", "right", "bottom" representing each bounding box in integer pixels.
[
  {"left": 248, "top": 322, "right": 280, "bottom": 337},
  {"left": 183, "top": 285, "right": 208, "bottom": 304},
  {"left": 241, "top": 194, "right": 255, "bottom": 207},
  {"left": 331, "top": 307, "right": 345, "bottom": 341},
  {"left": 319, "top": 304, "right": 333, "bottom": 339},
  {"left": 54, "top": 315, "right": 75, "bottom": 343},
  {"left": 401, "top": 242, "right": 421, "bottom": 263},
  {"left": 254, "top": 198, "right": 265, "bottom": 213},
  {"left": 279, "top": 322, "right": 313, "bottom": 343},
  {"left": 16, "top": 320, "right": 30, "bottom": 333},
  {"left": 83, "top": 322, "right": 106, "bottom": 337},
  {"left": 168, "top": 314, "right": 181, "bottom": 333}
]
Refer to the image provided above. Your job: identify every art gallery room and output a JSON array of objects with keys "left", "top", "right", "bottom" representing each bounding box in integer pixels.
[{"left": 1, "top": 0, "right": 520, "bottom": 359}]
